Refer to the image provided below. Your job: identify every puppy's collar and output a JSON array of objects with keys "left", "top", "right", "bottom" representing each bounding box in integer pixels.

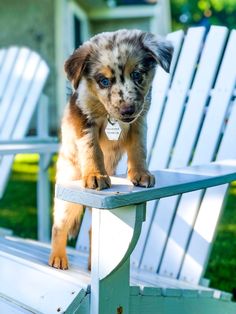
[{"left": 107, "top": 115, "right": 117, "bottom": 126}]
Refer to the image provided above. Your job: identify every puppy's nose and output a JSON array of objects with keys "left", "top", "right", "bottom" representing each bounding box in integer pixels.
[{"left": 120, "top": 105, "right": 135, "bottom": 116}]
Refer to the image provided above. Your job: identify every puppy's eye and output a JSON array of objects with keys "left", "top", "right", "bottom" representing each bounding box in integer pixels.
[
  {"left": 99, "top": 77, "right": 111, "bottom": 88},
  {"left": 131, "top": 71, "right": 143, "bottom": 83}
]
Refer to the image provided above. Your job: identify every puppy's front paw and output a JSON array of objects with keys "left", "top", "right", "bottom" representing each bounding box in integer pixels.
[
  {"left": 49, "top": 252, "right": 69, "bottom": 270},
  {"left": 128, "top": 169, "right": 155, "bottom": 188},
  {"left": 82, "top": 173, "right": 111, "bottom": 190}
]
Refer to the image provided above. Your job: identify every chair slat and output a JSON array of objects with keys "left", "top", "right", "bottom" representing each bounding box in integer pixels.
[
  {"left": 13, "top": 60, "right": 49, "bottom": 137},
  {"left": 180, "top": 99, "right": 236, "bottom": 283},
  {"left": 133, "top": 27, "right": 206, "bottom": 269},
  {"left": 0, "top": 47, "right": 19, "bottom": 103},
  {"left": 158, "top": 26, "right": 229, "bottom": 277},
  {"left": 149, "top": 27, "right": 206, "bottom": 170},
  {"left": 146, "top": 30, "right": 184, "bottom": 158},
  {"left": 1, "top": 51, "right": 41, "bottom": 138},
  {"left": 0, "top": 48, "right": 31, "bottom": 131},
  {"left": 160, "top": 29, "right": 236, "bottom": 281},
  {"left": 0, "top": 49, "right": 6, "bottom": 72},
  {"left": 131, "top": 28, "right": 204, "bottom": 270},
  {"left": 0, "top": 47, "right": 49, "bottom": 198}
]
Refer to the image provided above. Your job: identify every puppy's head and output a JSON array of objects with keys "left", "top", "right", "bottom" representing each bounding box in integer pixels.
[{"left": 65, "top": 29, "right": 173, "bottom": 123}]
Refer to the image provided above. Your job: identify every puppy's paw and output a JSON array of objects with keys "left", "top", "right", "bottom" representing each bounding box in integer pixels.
[
  {"left": 128, "top": 169, "right": 155, "bottom": 188},
  {"left": 49, "top": 252, "right": 69, "bottom": 270},
  {"left": 82, "top": 173, "right": 111, "bottom": 190}
]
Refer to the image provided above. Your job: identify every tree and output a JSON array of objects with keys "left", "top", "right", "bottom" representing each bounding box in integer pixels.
[{"left": 171, "top": 0, "right": 236, "bottom": 30}]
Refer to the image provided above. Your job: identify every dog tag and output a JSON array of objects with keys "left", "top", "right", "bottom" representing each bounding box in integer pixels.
[{"left": 105, "top": 117, "right": 121, "bottom": 141}]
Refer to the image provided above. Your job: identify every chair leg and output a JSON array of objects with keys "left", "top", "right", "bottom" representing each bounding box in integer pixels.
[
  {"left": 90, "top": 203, "right": 146, "bottom": 314},
  {"left": 37, "top": 154, "right": 51, "bottom": 242}
]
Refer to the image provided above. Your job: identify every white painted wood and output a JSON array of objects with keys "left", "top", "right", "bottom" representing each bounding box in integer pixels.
[
  {"left": 0, "top": 48, "right": 30, "bottom": 129},
  {"left": 146, "top": 30, "right": 184, "bottom": 158},
  {"left": 159, "top": 29, "right": 236, "bottom": 280},
  {"left": 0, "top": 49, "right": 6, "bottom": 70},
  {"left": 0, "top": 47, "right": 19, "bottom": 101},
  {"left": 0, "top": 48, "right": 49, "bottom": 197},
  {"left": 138, "top": 27, "right": 206, "bottom": 269},
  {"left": 56, "top": 160, "right": 236, "bottom": 209},
  {"left": 0, "top": 46, "right": 55, "bottom": 242},
  {"left": 0, "top": 143, "right": 58, "bottom": 155},
  {"left": 149, "top": 27, "right": 206, "bottom": 170},
  {"left": 0, "top": 296, "right": 31, "bottom": 314},
  {"left": 179, "top": 98, "right": 236, "bottom": 283},
  {"left": 157, "top": 26, "right": 229, "bottom": 277},
  {"left": 90, "top": 204, "right": 145, "bottom": 314},
  {"left": 0, "top": 250, "right": 88, "bottom": 314}
]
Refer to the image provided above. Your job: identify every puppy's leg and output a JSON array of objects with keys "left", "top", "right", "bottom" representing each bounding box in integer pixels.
[
  {"left": 49, "top": 156, "right": 84, "bottom": 269},
  {"left": 49, "top": 199, "right": 84, "bottom": 269},
  {"left": 126, "top": 119, "right": 155, "bottom": 187},
  {"left": 78, "top": 130, "right": 111, "bottom": 190}
]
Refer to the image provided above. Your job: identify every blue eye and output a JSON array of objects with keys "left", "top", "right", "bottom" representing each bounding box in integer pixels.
[
  {"left": 131, "top": 71, "right": 142, "bottom": 83},
  {"left": 99, "top": 77, "right": 111, "bottom": 88}
]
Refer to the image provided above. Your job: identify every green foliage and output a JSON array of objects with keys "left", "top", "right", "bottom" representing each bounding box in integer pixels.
[{"left": 171, "top": 0, "right": 236, "bottom": 30}]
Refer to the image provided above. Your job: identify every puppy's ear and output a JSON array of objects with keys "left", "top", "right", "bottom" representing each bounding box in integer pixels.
[
  {"left": 142, "top": 33, "right": 173, "bottom": 73},
  {"left": 64, "top": 43, "right": 91, "bottom": 89}
]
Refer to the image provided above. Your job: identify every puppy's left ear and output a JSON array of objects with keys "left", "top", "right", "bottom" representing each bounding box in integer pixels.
[
  {"left": 142, "top": 33, "right": 174, "bottom": 73},
  {"left": 64, "top": 42, "right": 91, "bottom": 90}
]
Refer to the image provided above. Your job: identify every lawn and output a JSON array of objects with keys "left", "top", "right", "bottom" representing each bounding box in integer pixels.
[{"left": 0, "top": 155, "right": 236, "bottom": 298}]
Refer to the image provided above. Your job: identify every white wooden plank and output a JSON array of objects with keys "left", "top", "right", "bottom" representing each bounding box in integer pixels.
[
  {"left": 0, "top": 295, "right": 32, "bottom": 314},
  {"left": 0, "top": 251, "right": 87, "bottom": 314},
  {"left": 0, "top": 48, "right": 30, "bottom": 130},
  {"left": 90, "top": 204, "right": 145, "bottom": 314},
  {"left": 158, "top": 26, "right": 229, "bottom": 277},
  {"left": 0, "top": 47, "right": 19, "bottom": 100},
  {"left": 131, "top": 28, "right": 204, "bottom": 268},
  {"left": 146, "top": 30, "right": 184, "bottom": 158},
  {"left": 136, "top": 27, "right": 206, "bottom": 269},
  {"left": 1, "top": 51, "right": 41, "bottom": 138},
  {"left": 149, "top": 27, "right": 206, "bottom": 171},
  {"left": 159, "top": 29, "right": 236, "bottom": 281},
  {"left": 179, "top": 99, "right": 236, "bottom": 283},
  {"left": 0, "top": 49, "right": 6, "bottom": 72},
  {"left": 56, "top": 160, "right": 236, "bottom": 209},
  {"left": 0, "top": 48, "right": 49, "bottom": 198},
  {"left": 13, "top": 59, "right": 49, "bottom": 137}
]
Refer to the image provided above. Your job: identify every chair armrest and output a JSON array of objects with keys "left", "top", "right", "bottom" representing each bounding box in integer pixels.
[
  {"left": 55, "top": 160, "right": 236, "bottom": 314},
  {"left": 56, "top": 159, "right": 236, "bottom": 209},
  {"left": 0, "top": 141, "right": 59, "bottom": 155}
]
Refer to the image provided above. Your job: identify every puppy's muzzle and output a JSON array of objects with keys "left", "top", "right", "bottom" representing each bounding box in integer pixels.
[{"left": 120, "top": 104, "right": 136, "bottom": 123}]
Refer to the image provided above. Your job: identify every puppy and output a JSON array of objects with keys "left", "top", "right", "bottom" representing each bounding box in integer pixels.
[{"left": 49, "top": 29, "right": 173, "bottom": 270}]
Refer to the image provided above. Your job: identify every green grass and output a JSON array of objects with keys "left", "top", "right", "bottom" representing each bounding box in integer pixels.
[{"left": 0, "top": 155, "right": 236, "bottom": 297}]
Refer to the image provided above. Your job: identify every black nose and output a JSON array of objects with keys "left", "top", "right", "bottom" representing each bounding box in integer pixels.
[{"left": 120, "top": 105, "right": 135, "bottom": 116}]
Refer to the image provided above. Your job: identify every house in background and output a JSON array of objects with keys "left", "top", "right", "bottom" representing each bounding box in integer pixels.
[{"left": 0, "top": 0, "right": 171, "bottom": 132}]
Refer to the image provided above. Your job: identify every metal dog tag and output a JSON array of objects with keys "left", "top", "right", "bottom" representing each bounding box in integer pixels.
[{"left": 105, "top": 117, "right": 121, "bottom": 141}]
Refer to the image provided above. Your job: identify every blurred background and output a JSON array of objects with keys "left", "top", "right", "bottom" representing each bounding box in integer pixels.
[{"left": 0, "top": 0, "right": 236, "bottom": 297}]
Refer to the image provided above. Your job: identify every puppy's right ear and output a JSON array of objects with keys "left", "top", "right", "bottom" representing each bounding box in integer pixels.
[{"left": 64, "top": 43, "right": 91, "bottom": 90}]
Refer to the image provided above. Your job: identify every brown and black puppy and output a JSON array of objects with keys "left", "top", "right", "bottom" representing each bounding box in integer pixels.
[{"left": 49, "top": 29, "right": 173, "bottom": 270}]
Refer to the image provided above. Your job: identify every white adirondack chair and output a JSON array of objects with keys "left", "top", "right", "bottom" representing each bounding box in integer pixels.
[
  {"left": 0, "top": 47, "right": 58, "bottom": 241},
  {"left": 1, "top": 26, "right": 236, "bottom": 313}
]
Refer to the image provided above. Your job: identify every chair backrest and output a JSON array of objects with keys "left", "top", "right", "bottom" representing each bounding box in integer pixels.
[
  {"left": 0, "top": 47, "right": 49, "bottom": 197},
  {"left": 132, "top": 25, "right": 236, "bottom": 284},
  {"left": 76, "top": 26, "right": 236, "bottom": 285}
]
